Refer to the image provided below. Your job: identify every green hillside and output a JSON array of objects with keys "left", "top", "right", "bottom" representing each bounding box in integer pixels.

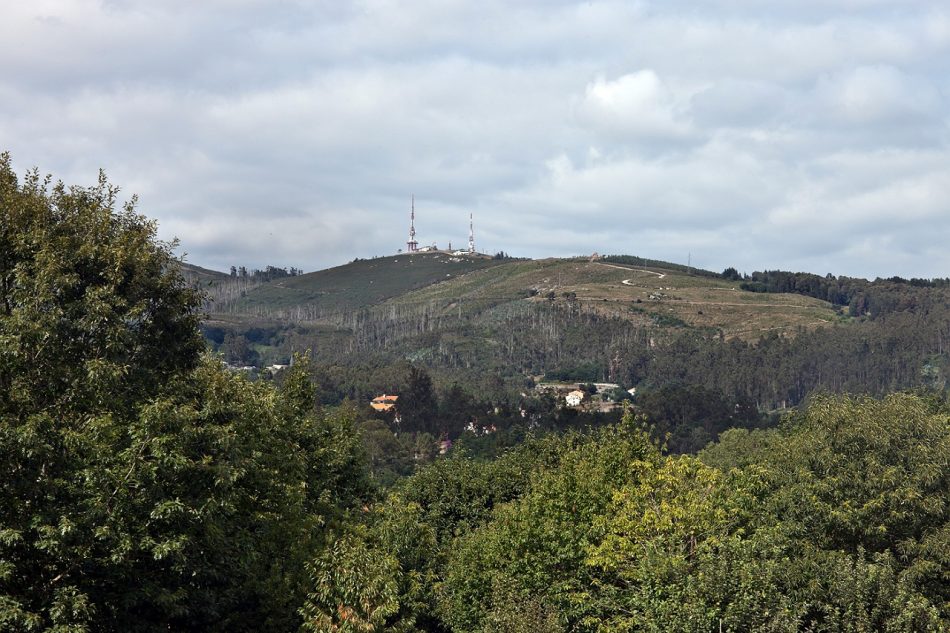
[
  {"left": 196, "top": 255, "right": 845, "bottom": 374},
  {"left": 179, "top": 261, "right": 233, "bottom": 285},
  {"left": 381, "top": 257, "right": 841, "bottom": 340},
  {"left": 195, "top": 253, "right": 950, "bottom": 417},
  {"left": 221, "top": 253, "right": 508, "bottom": 317},
  {"left": 196, "top": 254, "right": 840, "bottom": 340}
]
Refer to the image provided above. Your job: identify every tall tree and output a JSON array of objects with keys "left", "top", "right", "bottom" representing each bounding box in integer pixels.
[
  {"left": 0, "top": 156, "right": 373, "bottom": 631},
  {"left": 400, "top": 365, "right": 439, "bottom": 435}
]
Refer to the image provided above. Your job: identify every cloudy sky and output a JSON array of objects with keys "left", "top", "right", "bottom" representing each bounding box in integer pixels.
[{"left": 3, "top": 1, "right": 949, "bottom": 278}]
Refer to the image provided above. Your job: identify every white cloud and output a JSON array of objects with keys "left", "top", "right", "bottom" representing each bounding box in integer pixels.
[
  {"left": 2, "top": 0, "right": 950, "bottom": 279},
  {"left": 816, "top": 65, "right": 942, "bottom": 125},
  {"left": 575, "top": 71, "right": 693, "bottom": 143}
]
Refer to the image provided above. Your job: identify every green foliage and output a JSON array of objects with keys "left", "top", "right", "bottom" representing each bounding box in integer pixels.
[
  {"left": 300, "top": 534, "right": 401, "bottom": 633},
  {"left": 767, "top": 393, "right": 949, "bottom": 555},
  {"left": 584, "top": 457, "right": 767, "bottom": 630},
  {"left": 357, "top": 431, "right": 611, "bottom": 630},
  {"left": 698, "top": 426, "right": 782, "bottom": 471},
  {"left": 479, "top": 578, "right": 565, "bottom": 633},
  {"left": 219, "top": 331, "right": 259, "bottom": 365},
  {"left": 545, "top": 363, "right": 604, "bottom": 383},
  {"left": 0, "top": 157, "right": 373, "bottom": 631},
  {"left": 0, "top": 152, "right": 204, "bottom": 419},
  {"left": 0, "top": 355, "right": 374, "bottom": 630},
  {"left": 394, "top": 445, "right": 541, "bottom": 545},
  {"left": 721, "top": 266, "right": 742, "bottom": 281},
  {"left": 359, "top": 419, "right": 416, "bottom": 488},
  {"left": 400, "top": 365, "right": 439, "bottom": 435},
  {"left": 650, "top": 312, "right": 690, "bottom": 328},
  {"left": 439, "top": 419, "right": 660, "bottom": 631},
  {"left": 740, "top": 268, "right": 950, "bottom": 316},
  {"left": 433, "top": 395, "right": 948, "bottom": 632},
  {"left": 637, "top": 383, "right": 763, "bottom": 453}
]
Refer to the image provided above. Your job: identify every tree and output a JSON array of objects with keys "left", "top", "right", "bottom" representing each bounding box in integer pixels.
[
  {"left": 0, "top": 152, "right": 204, "bottom": 419},
  {"left": 440, "top": 418, "right": 661, "bottom": 631},
  {"left": 358, "top": 419, "right": 414, "bottom": 487},
  {"left": 438, "top": 395, "right": 949, "bottom": 631},
  {"left": 587, "top": 393, "right": 950, "bottom": 631},
  {"left": 0, "top": 155, "right": 203, "bottom": 629},
  {"left": 721, "top": 266, "right": 742, "bottom": 281},
  {"left": 585, "top": 456, "right": 766, "bottom": 630},
  {"left": 0, "top": 156, "right": 373, "bottom": 631},
  {"left": 220, "top": 332, "right": 258, "bottom": 366},
  {"left": 439, "top": 383, "right": 478, "bottom": 437},
  {"left": 299, "top": 535, "right": 400, "bottom": 633},
  {"left": 399, "top": 365, "right": 438, "bottom": 435}
]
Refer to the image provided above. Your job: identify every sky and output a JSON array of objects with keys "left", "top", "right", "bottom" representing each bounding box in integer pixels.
[{"left": 3, "top": 1, "right": 949, "bottom": 279}]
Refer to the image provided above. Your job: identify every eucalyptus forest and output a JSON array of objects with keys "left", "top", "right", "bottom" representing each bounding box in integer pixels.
[{"left": 1, "top": 156, "right": 947, "bottom": 632}]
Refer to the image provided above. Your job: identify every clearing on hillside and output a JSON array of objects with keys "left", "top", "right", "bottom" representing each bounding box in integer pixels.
[{"left": 381, "top": 258, "right": 842, "bottom": 340}]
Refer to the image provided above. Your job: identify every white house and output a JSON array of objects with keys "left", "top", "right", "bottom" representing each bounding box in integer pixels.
[{"left": 565, "top": 390, "right": 586, "bottom": 407}]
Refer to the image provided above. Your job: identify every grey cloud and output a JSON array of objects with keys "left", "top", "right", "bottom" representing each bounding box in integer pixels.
[{"left": 3, "top": 0, "right": 950, "bottom": 279}]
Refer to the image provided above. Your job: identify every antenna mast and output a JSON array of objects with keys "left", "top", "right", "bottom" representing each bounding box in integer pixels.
[
  {"left": 468, "top": 213, "right": 475, "bottom": 254},
  {"left": 407, "top": 195, "right": 418, "bottom": 253}
]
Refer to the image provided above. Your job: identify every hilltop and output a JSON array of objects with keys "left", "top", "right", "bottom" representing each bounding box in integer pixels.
[
  {"left": 230, "top": 252, "right": 505, "bottom": 316},
  {"left": 378, "top": 257, "right": 839, "bottom": 340},
  {"left": 186, "top": 253, "right": 841, "bottom": 340}
]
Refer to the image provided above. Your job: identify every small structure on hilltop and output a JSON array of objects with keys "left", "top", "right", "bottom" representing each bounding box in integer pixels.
[
  {"left": 406, "top": 195, "right": 419, "bottom": 253},
  {"left": 400, "top": 197, "right": 484, "bottom": 257},
  {"left": 468, "top": 213, "right": 475, "bottom": 254},
  {"left": 370, "top": 394, "right": 399, "bottom": 412}
]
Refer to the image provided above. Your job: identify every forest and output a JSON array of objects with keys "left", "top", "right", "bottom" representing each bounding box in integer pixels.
[{"left": 1, "top": 156, "right": 947, "bottom": 631}]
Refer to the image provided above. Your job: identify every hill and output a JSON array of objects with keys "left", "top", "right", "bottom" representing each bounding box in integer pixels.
[
  {"left": 192, "top": 254, "right": 841, "bottom": 340},
  {"left": 179, "top": 261, "right": 233, "bottom": 285},
  {"left": 192, "top": 253, "right": 950, "bottom": 417},
  {"left": 195, "top": 252, "right": 509, "bottom": 318},
  {"left": 379, "top": 257, "right": 840, "bottom": 340}
]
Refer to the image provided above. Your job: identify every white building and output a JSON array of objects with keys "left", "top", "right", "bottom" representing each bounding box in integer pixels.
[{"left": 565, "top": 390, "right": 586, "bottom": 407}]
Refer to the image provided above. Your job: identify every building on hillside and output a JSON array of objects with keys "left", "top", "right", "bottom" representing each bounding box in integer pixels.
[
  {"left": 370, "top": 394, "right": 399, "bottom": 412},
  {"left": 565, "top": 390, "right": 586, "bottom": 407}
]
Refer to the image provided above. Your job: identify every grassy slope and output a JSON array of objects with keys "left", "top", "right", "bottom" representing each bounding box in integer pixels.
[
  {"left": 227, "top": 253, "right": 508, "bottom": 316},
  {"left": 194, "top": 254, "right": 843, "bottom": 341},
  {"left": 179, "top": 261, "right": 233, "bottom": 285},
  {"left": 382, "top": 258, "right": 842, "bottom": 340}
]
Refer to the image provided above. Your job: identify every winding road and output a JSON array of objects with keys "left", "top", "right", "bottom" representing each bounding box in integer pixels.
[{"left": 596, "top": 262, "right": 666, "bottom": 280}]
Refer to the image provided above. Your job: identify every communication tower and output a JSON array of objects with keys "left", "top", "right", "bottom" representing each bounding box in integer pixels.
[
  {"left": 468, "top": 213, "right": 475, "bottom": 254},
  {"left": 406, "top": 195, "right": 419, "bottom": 253}
]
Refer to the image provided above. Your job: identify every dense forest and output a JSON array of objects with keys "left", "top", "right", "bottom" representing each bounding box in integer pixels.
[
  {"left": 2, "top": 156, "right": 948, "bottom": 631},
  {"left": 202, "top": 276, "right": 950, "bottom": 453}
]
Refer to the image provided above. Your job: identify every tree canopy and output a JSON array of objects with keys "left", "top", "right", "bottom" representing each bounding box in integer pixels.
[{"left": 0, "top": 156, "right": 372, "bottom": 631}]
